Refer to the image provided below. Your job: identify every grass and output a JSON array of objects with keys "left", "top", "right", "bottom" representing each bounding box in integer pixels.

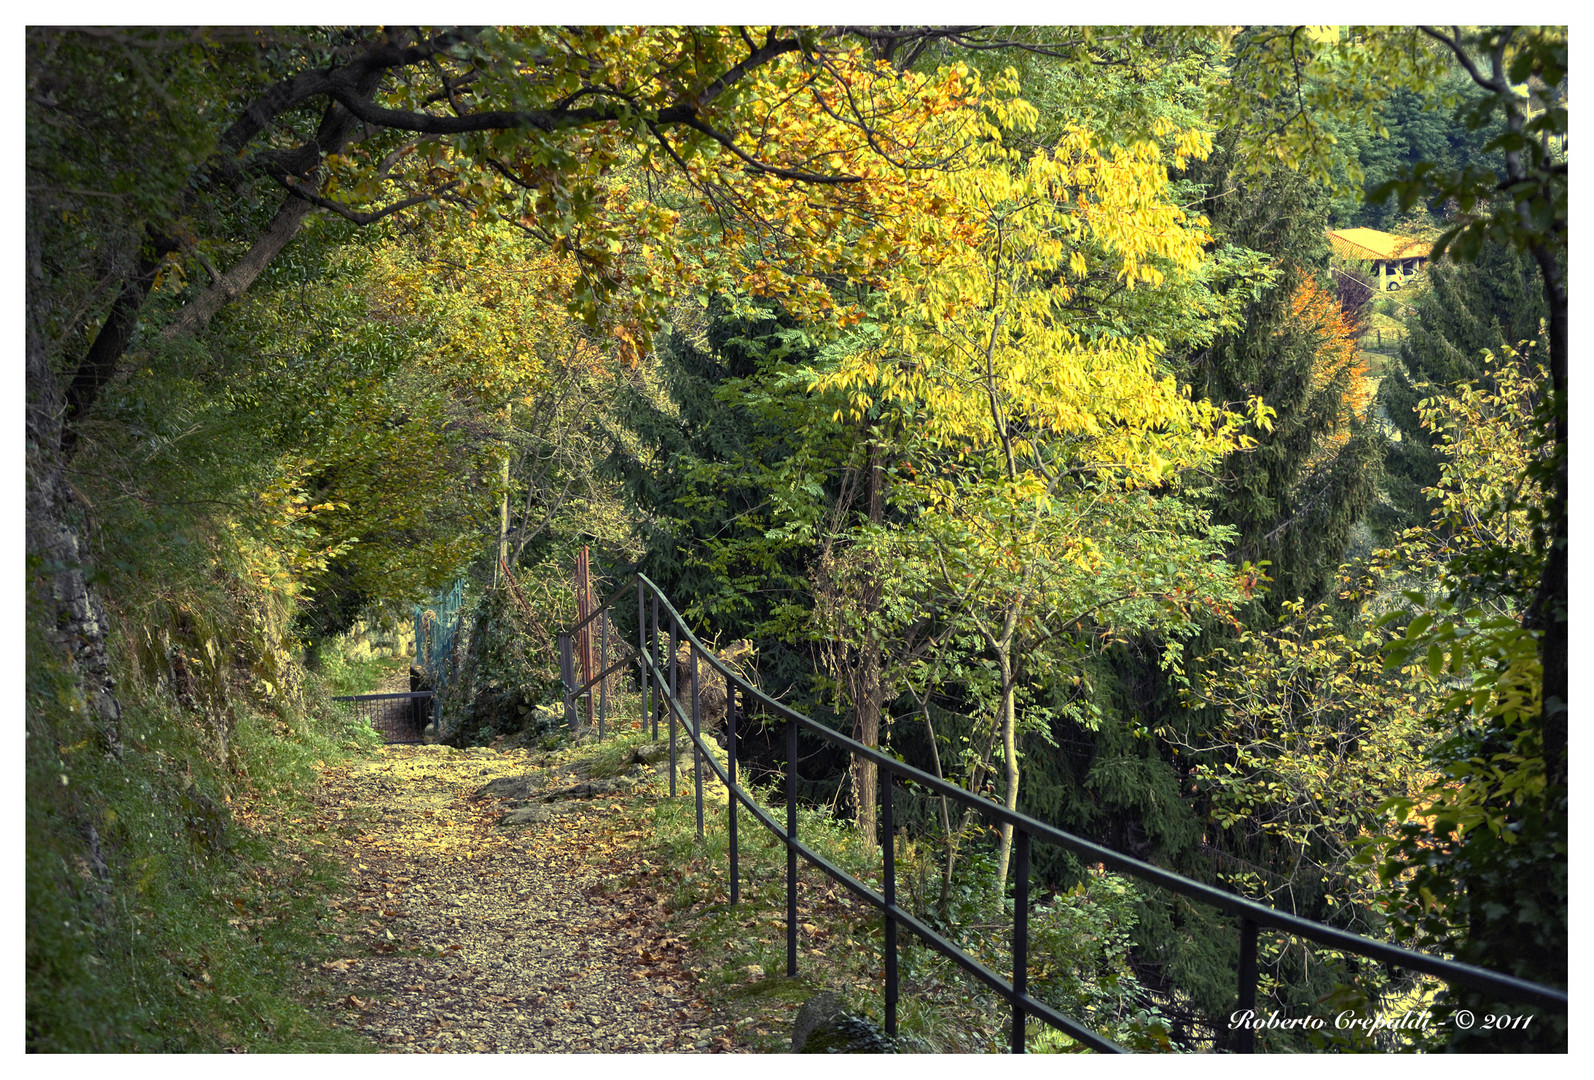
[
  {"left": 320, "top": 649, "right": 411, "bottom": 699},
  {"left": 547, "top": 693, "right": 1136, "bottom": 1053},
  {"left": 26, "top": 623, "right": 390, "bottom": 1052}
]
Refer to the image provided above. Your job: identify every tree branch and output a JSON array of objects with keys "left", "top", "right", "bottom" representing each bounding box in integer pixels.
[
  {"left": 274, "top": 175, "right": 461, "bottom": 224},
  {"left": 160, "top": 195, "right": 315, "bottom": 341},
  {"left": 671, "top": 110, "right": 864, "bottom": 184}
]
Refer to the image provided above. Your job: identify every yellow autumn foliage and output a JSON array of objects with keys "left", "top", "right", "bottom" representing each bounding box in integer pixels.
[{"left": 813, "top": 101, "right": 1245, "bottom": 489}]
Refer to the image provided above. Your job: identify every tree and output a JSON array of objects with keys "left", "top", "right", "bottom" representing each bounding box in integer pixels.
[
  {"left": 36, "top": 27, "right": 1015, "bottom": 446},
  {"left": 1183, "top": 126, "right": 1385, "bottom": 615},
  {"left": 810, "top": 102, "right": 1268, "bottom": 887},
  {"left": 24, "top": 25, "right": 1006, "bottom": 750},
  {"left": 1211, "top": 22, "right": 1567, "bottom": 789},
  {"left": 1378, "top": 236, "right": 1549, "bottom": 537}
]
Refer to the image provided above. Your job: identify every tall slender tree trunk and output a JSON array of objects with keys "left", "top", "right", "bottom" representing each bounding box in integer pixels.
[
  {"left": 1525, "top": 240, "right": 1567, "bottom": 789},
  {"left": 852, "top": 439, "right": 885, "bottom": 846},
  {"left": 495, "top": 402, "right": 512, "bottom": 587},
  {"left": 993, "top": 651, "right": 1020, "bottom": 897}
]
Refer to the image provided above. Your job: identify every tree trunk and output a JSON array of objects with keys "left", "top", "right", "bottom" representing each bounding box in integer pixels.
[
  {"left": 993, "top": 653, "right": 1020, "bottom": 898},
  {"left": 61, "top": 229, "right": 179, "bottom": 452},
  {"left": 1525, "top": 239, "right": 1567, "bottom": 789},
  {"left": 160, "top": 195, "right": 314, "bottom": 343},
  {"left": 27, "top": 269, "right": 122, "bottom": 754},
  {"left": 851, "top": 439, "right": 885, "bottom": 846}
]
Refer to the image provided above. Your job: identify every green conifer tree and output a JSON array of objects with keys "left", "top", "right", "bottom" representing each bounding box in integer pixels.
[
  {"left": 1185, "top": 136, "right": 1384, "bottom": 612},
  {"left": 1377, "top": 239, "right": 1549, "bottom": 537}
]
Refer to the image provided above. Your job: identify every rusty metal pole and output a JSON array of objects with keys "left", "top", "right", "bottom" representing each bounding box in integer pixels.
[
  {"left": 667, "top": 615, "right": 677, "bottom": 797},
  {"left": 651, "top": 594, "right": 661, "bottom": 739}
]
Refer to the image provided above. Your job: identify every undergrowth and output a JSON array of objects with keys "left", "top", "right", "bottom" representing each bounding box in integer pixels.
[
  {"left": 568, "top": 693, "right": 1174, "bottom": 1053},
  {"left": 26, "top": 622, "right": 396, "bottom": 1052}
]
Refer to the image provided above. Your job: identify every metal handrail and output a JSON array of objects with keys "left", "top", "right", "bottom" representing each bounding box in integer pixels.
[{"left": 556, "top": 573, "right": 1567, "bottom": 1052}]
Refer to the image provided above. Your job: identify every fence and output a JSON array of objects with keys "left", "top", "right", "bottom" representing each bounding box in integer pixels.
[
  {"left": 332, "top": 690, "right": 437, "bottom": 744},
  {"left": 558, "top": 573, "right": 1567, "bottom": 1052},
  {"left": 414, "top": 578, "right": 465, "bottom": 696}
]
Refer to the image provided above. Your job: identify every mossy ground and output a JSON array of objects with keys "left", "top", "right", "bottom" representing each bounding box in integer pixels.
[{"left": 25, "top": 629, "right": 406, "bottom": 1052}]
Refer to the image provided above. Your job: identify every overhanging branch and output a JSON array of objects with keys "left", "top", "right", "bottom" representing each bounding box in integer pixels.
[{"left": 276, "top": 175, "right": 462, "bottom": 224}]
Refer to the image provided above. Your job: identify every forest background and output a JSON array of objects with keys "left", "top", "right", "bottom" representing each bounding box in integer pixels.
[{"left": 24, "top": 25, "right": 1567, "bottom": 1052}]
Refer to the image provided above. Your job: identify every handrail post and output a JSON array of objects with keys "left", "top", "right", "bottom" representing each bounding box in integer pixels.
[
  {"left": 786, "top": 716, "right": 799, "bottom": 978},
  {"left": 692, "top": 645, "right": 704, "bottom": 840},
  {"left": 550, "top": 579, "right": 1565, "bottom": 1056},
  {"left": 559, "top": 632, "right": 576, "bottom": 734},
  {"left": 882, "top": 767, "right": 898, "bottom": 1040},
  {"left": 667, "top": 614, "right": 678, "bottom": 797},
  {"left": 727, "top": 683, "right": 739, "bottom": 906},
  {"left": 1012, "top": 829, "right": 1030, "bottom": 1054},
  {"left": 651, "top": 593, "right": 661, "bottom": 739},
  {"left": 1237, "top": 918, "right": 1259, "bottom": 1054},
  {"left": 637, "top": 581, "right": 648, "bottom": 734},
  {"left": 598, "top": 614, "right": 608, "bottom": 741}
]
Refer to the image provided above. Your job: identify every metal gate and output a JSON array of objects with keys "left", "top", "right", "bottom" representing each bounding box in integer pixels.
[{"left": 332, "top": 691, "right": 436, "bottom": 744}]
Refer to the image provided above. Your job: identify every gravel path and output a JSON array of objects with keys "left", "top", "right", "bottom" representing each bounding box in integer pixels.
[{"left": 305, "top": 743, "right": 718, "bottom": 1053}]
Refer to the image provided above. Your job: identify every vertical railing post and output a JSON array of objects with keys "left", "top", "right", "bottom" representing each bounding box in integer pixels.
[
  {"left": 598, "top": 614, "right": 608, "bottom": 742},
  {"left": 727, "top": 683, "right": 739, "bottom": 907},
  {"left": 692, "top": 645, "right": 704, "bottom": 840},
  {"left": 559, "top": 633, "right": 576, "bottom": 734},
  {"left": 882, "top": 767, "right": 898, "bottom": 1040},
  {"left": 786, "top": 716, "right": 799, "bottom": 978},
  {"left": 650, "top": 593, "right": 661, "bottom": 739},
  {"left": 667, "top": 615, "right": 678, "bottom": 797},
  {"left": 1011, "top": 828, "right": 1030, "bottom": 1054},
  {"left": 637, "top": 581, "right": 648, "bottom": 734},
  {"left": 1237, "top": 919, "right": 1259, "bottom": 1054}
]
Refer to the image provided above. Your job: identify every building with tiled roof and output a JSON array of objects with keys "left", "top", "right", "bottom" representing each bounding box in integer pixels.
[{"left": 1326, "top": 227, "right": 1432, "bottom": 292}]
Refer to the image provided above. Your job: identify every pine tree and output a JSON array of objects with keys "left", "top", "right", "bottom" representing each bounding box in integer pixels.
[
  {"left": 1186, "top": 137, "right": 1384, "bottom": 613},
  {"left": 1376, "top": 239, "right": 1549, "bottom": 537}
]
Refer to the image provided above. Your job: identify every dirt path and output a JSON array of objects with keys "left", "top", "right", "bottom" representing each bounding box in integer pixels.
[{"left": 303, "top": 743, "right": 719, "bottom": 1053}]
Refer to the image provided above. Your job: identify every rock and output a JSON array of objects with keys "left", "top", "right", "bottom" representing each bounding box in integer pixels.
[
  {"left": 537, "top": 779, "right": 620, "bottom": 801},
  {"left": 529, "top": 703, "right": 565, "bottom": 731},
  {"left": 500, "top": 806, "right": 553, "bottom": 826},
  {"left": 792, "top": 992, "right": 894, "bottom": 1053},
  {"left": 790, "top": 991, "right": 842, "bottom": 1052},
  {"left": 801, "top": 1014, "right": 896, "bottom": 1054},
  {"left": 477, "top": 775, "right": 538, "bottom": 801},
  {"left": 630, "top": 741, "right": 671, "bottom": 766}
]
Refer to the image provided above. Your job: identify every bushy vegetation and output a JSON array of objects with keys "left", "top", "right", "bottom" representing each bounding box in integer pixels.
[
  {"left": 28, "top": 25, "right": 1564, "bottom": 1052},
  {"left": 25, "top": 609, "right": 390, "bottom": 1052}
]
